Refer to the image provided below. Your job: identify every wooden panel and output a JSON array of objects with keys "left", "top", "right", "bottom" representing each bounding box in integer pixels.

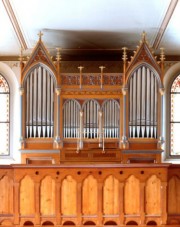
[
  {"left": 20, "top": 175, "right": 35, "bottom": 215},
  {"left": 103, "top": 175, "right": 119, "bottom": 215},
  {"left": 0, "top": 163, "right": 178, "bottom": 226},
  {"left": 21, "top": 152, "right": 60, "bottom": 164},
  {"left": 82, "top": 175, "right": 98, "bottom": 215},
  {"left": 40, "top": 176, "right": 55, "bottom": 215},
  {"left": 0, "top": 175, "right": 13, "bottom": 214},
  {"left": 60, "top": 148, "right": 121, "bottom": 163},
  {"left": 145, "top": 175, "right": 161, "bottom": 214},
  {"left": 61, "top": 175, "right": 77, "bottom": 215},
  {"left": 168, "top": 176, "right": 180, "bottom": 214},
  {"left": 124, "top": 175, "right": 140, "bottom": 214}
]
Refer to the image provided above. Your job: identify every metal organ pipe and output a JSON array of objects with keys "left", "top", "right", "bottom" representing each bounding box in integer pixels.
[
  {"left": 63, "top": 100, "right": 80, "bottom": 139},
  {"left": 26, "top": 76, "right": 29, "bottom": 138},
  {"left": 63, "top": 99, "right": 120, "bottom": 141},
  {"left": 98, "top": 111, "right": 103, "bottom": 147},
  {"left": 43, "top": 68, "right": 46, "bottom": 137},
  {"left": 25, "top": 65, "right": 55, "bottom": 138},
  {"left": 102, "top": 100, "right": 120, "bottom": 139},
  {"left": 129, "top": 66, "right": 158, "bottom": 138},
  {"left": 79, "top": 110, "right": 83, "bottom": 148},
  {"left": 51, "top": 75, "right": 54, "bottom": 137},
  {"left": 83, "top": 100, "right": 99, "bottom": 139}
]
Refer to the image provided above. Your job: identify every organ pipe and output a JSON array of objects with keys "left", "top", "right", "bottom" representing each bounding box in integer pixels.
[
  {"left": 63, "top": 99, "right": 120, "bottom": 141},
  {"left": 83, "top": 100, "right": 99, "bottom": 139},
  {"left": 63, "top": 100, "right": 80, "bottom": 139},
  {"left": 129, "top": 66, "right": 158, "bottom": 138},
  {"left": 98, "top": 111, "right": 103, "bottom": 147},
  {"left": 102, "top": 100, "right": 120, "bottom": 139},
  {"left": 79, "top": 111, "right": 83, "bottom": 149},
  {"left": 25, "top": 65, "right": 55, "bottom": 138}
]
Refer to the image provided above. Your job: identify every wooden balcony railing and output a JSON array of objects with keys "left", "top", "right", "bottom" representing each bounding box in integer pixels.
[{"left": 0, "top": 164, "right": 179, "bottom": 226}]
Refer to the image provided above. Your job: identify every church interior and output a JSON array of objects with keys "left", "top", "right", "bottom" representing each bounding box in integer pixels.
[{"left": 0, "top": 0, "right": 180, "bottom": 226}]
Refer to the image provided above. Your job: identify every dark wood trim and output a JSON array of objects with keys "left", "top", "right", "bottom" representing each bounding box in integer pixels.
[{"left": 153, "top": 0, "right": 178, "bottom": 49}]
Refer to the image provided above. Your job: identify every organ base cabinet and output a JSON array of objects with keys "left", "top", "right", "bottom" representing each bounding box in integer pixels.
[{"left": 20, "top": 147, "right": 162, "bottom": 164}]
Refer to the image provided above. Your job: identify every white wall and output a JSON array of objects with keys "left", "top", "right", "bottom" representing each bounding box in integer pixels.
[{"left": 0, "top": 61, "right": 21, "bottom": 164}]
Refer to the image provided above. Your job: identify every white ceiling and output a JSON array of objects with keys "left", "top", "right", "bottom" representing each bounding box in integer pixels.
[{"left": 0, "top": 0, "right": 180, "bottom": 59}]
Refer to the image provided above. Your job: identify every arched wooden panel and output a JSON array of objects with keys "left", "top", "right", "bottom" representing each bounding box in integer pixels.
[
  {"left": 145, "top": 175, "right": 161, "bottom": 214},
  {"left": 124, "top": 175, "right": 140, "bottom": 214},
  {"left": 40, "top": 176, "right": 55, "bottom": 215},
  {"left": 23, "top": 220, "right": 34, "bottom": 225},
  {"left": 82, "top": 175, "right": 97, "bottom": 215},
  {"left": 63, "top": 221, "right": 75, "bottom": 225},
  {"left": 0, "top": 175, "right": 13, "bottom": 214},
  {"left": 42, "top": 221, "right": 54, "bottom": 225},
  {"left": 168, "top": 176, "right": 180, "bottom": 214},
  {"left": 61, "top": 175, "right": 77, "bottom": 215},
  {"left": 20, "top": 175, "right": 35, "bottom": 215},
  {"left": 84, "top": 221, "right": 96, "bottom": 225},
  {"left": 103, "top": 175, "right": 119, "bottom": 215},
  {"left": 104, "top": 221, "right": 117, "bottom": 225}
]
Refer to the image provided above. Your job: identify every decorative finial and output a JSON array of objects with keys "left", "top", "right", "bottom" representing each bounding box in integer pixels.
[
  {"left": 78, "top": 66, "right": 84, "bottom": 89},
  {"left": 122, "top": 47, "right": 128, "bottom": 62},
  {"left": 160, "top": 47, "right": 165, "bottom": 62},
  {"left": 56, "top": 48, "right": 61, "bottom": 61},
  {"left": 78, "top": 66, "right": 84, "bottom": 71},
  {"left": 99, "top": 66, "right": 105, "bottom": 71},
  {"left": 38, "top": 31, "right": 43, "bottom": 41},
  {"left": 141, "top": 31, "right": 146, "bottom": 41}
]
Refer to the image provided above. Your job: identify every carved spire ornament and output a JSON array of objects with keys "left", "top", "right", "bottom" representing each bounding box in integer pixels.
[
  {"left": 99, "top": 66, "right": 105, "bottom": 89},
  {"left": 38, "top": 31, "right": 43, "bottom": 41},
  {"left": 78, "top": 66, "right": 84, "bottom": 89}
]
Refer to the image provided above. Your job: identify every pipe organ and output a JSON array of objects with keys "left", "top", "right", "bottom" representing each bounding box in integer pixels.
[
  {"left": 19, "top": 33, "right": 164, "bottom": 164},
  {"left": 2, "top": 33, "right": 180, "bottom": 227}
]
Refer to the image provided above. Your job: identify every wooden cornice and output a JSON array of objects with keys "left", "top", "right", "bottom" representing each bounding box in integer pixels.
[{"left": 0, "top": 54, "right": 180, "bottom": 62}]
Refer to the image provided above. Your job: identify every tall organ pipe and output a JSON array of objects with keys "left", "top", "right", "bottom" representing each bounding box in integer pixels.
[
  {"left": 129, "top": 66, "right": 158, "bottom": 138},
  {"left": 25, "top": 65, "right": 55, "bottom": 138},
  {"left": 102, "top": 100, "right": 120, "bottom": 139}
]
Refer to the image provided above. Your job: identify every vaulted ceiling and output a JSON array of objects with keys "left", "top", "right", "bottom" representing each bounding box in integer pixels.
[{"left": 0, "top": 0, "right": 180, "bottom": 60}]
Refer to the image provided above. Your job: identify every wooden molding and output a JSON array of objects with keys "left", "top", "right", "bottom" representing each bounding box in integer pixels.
[
  {"left": 2, "top": 0, "right": 28, "bottom": 50},
  {"left": 153, "top": 0, "right": 178, "bottom": 50}
]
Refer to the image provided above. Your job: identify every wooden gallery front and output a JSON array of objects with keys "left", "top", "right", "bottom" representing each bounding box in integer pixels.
[{"left": 0, "top": 34, "right": 180, "bottom": 227}]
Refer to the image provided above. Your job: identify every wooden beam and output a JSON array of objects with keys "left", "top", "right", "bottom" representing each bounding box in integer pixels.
[
  {"left": 2, "top": 0, "right": 28, "bottom": 50},
  {"left": 153, "top": 0, "right": 178, "bottom": 50}
]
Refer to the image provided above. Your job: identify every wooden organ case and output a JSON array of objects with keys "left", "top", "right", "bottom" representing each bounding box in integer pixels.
[
  {"left": 121, "top": 33, "right": 165, "bottom": 163},
  {"left": 20, "top": 33, "right": 164, "bottom": 164},
  {"left": 0, "top": 33, "right": 175, "bottom": 227}
]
